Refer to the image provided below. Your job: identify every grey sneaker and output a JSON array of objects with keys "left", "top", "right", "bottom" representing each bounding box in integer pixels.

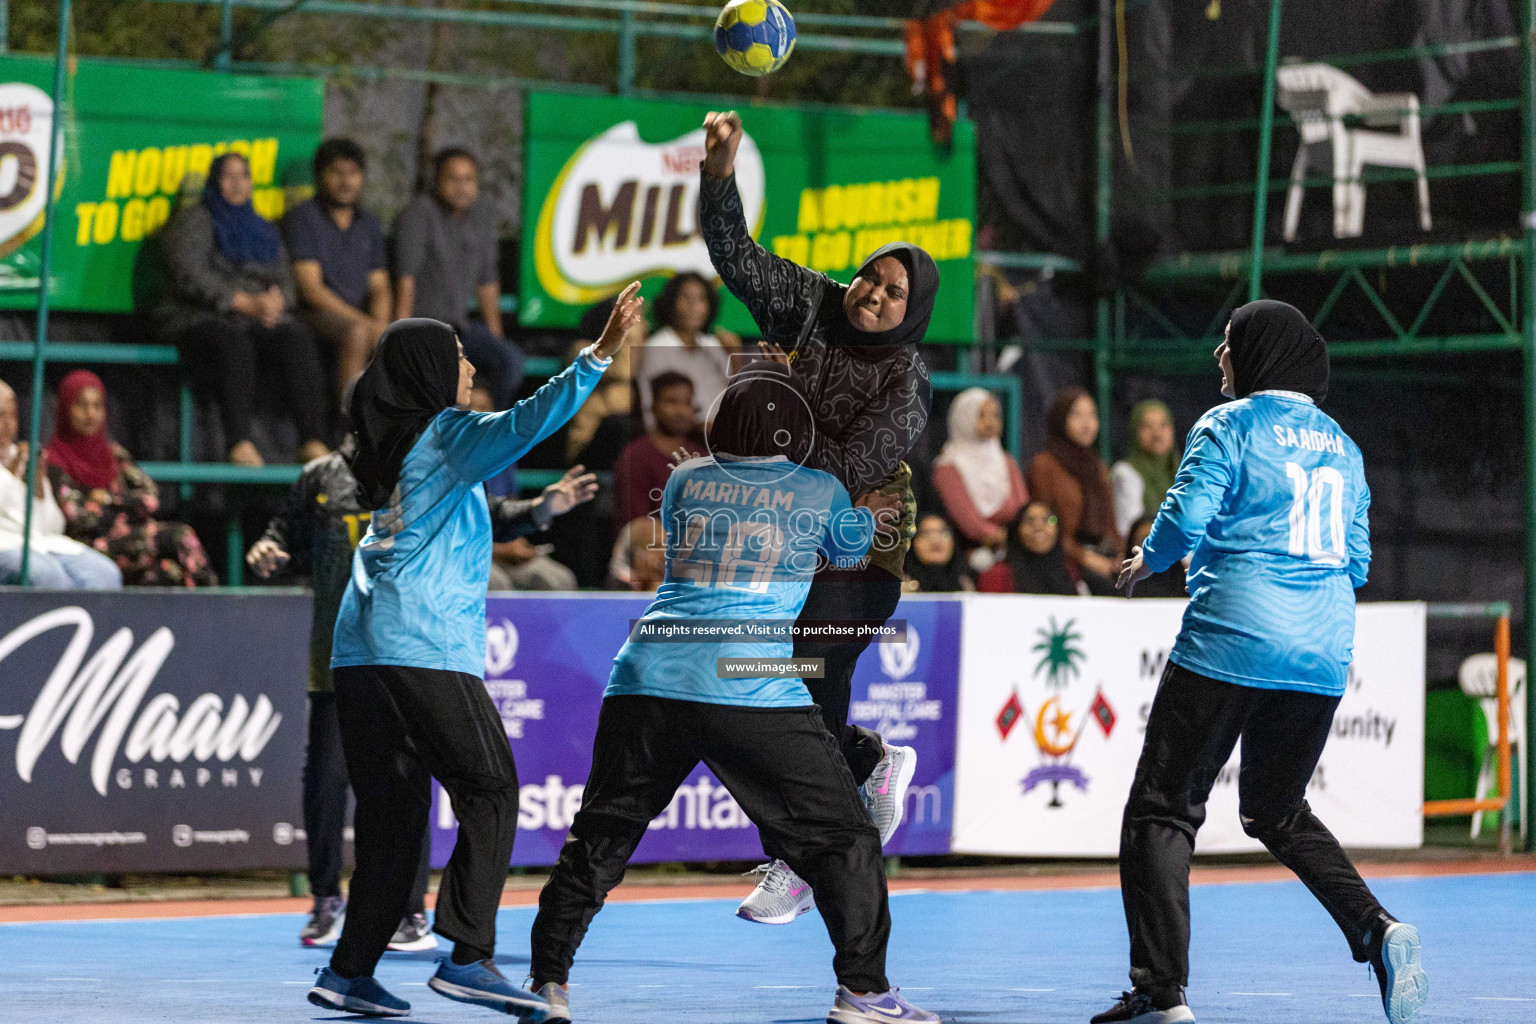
[
  {"left": 534, "top": 982, "right": 570, "bottom": 1023},
  {"left": 387, "top": 910, "right": 438, "bottom": 952},
  {"left": 300, "top": 896, "right": 345, "bottom": 947},
  {"left": 827, "top": 985, "right": 940, "bottom": 1023},
  {"left": 860, "top": 744, "right": 918, "bottom": 845},
  {"left": 735, "top": 859, "right": 815, "bottom": 925}
]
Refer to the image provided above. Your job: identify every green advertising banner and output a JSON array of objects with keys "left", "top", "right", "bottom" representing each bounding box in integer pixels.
[
  {"left": 521, "top": 92, "right": 976, "bottom": 342},
  {"left": 0, "top": 56, "right": 323, "bottom": 313}
]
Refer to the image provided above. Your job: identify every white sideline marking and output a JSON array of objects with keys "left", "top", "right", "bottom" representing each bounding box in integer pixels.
[
  {"left": 1473, "top": 997, "right": 1536, "bottom": 1001},
  {"left": 1009, "top": 987, "right": 1056, "bottom": 992},
  {"left": 756, "top": 986, "right": 806, "bottom": 989},
  {"left": 637, "top": 984, "right": 664, "bottom": 988},
  {"left": 1231, "top": 991, "right": 1291, "bottom": 996},
  {"left": 45, "top": 977, "right": 100, "bottom": 982}
]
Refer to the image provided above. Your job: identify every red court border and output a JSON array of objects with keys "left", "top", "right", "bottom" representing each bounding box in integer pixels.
[{"left": 3, "top": 857, "right": 1531, "bottom": 924}]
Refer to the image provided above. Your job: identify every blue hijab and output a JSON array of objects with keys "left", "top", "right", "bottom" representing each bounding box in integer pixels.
[{"left": 202, "top": 154, "right": 280, "bottom": 265}]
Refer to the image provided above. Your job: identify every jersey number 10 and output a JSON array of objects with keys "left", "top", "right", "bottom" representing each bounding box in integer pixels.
[{"left": 1285, "top": 462, "right": 1346, "bottom": 564}]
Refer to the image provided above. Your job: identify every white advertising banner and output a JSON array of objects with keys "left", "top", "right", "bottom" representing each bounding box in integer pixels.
[{"left": 952, "top": 596, "right": 1425, "bottom": 856}]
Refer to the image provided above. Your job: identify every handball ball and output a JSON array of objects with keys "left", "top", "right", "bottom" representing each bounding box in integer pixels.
[{"left": 715, "top": 0, "right": 796, "bottom": 77}]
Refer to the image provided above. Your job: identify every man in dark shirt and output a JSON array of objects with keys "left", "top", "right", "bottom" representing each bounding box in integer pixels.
[
  {"left": 392, "top": 148, "right": 525, "bottom": 409},
  {"left": 613, "top": 370, "right": 705, "bottom": 526},
  {"left": 248, "top": 439, "right": 595, "bottom": 952},
  {"left": 281, "top": 138, "right": 392, "bottom": 401}
]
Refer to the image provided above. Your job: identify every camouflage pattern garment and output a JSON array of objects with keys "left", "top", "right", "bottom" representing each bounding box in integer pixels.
[{"left": 698, "top": 173, "right": 930, "bottom": 579}]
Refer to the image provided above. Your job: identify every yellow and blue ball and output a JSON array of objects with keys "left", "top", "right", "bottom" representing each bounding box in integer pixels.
[{"left": 714, "top": 0, "right": 796, "bottom": 77}]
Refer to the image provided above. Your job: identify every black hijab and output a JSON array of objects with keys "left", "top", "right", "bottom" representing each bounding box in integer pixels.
[
  {"left": 823, "top": 243, "right": 941, "bottom": 350},
  {"left": 348, "top": 318, "right": 460, "bottom": 509},
  {"left": 706, "top": 359, "right": 815, "bottom": 460},
  {"left": 1227, "top": 299, "right": 1329, "bottom": 402},
  {"left": 1002, "top": 505, "right": 1078, "bottom": 596}
]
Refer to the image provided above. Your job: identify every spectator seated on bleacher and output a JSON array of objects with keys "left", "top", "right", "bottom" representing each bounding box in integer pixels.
[
  {"left": 932, "top": 386, "right": 1027, "bottom": 553},
  {"left": 156, "top": 152, "right": 329, "bottom": 467},
  {"left": 613, "top": 371, "right": 705, "bottom": 526},
  {"left": 1026, "top": 387, "right": 1122, "bottom": 595},
  {"left": 977, "top": 500, "right": 1078, "bottom": 596},
  {"left": 636, "top": 272, "right": 740, "bottom": 433},
  {"left": 0, "top": 381, "right": 122, "bottom": 589},
  {"left": 902, "top": 512, "right": 974, "bottom": 593},
  {"left": 1112, "top": 399, "right": 1179, "bottom": 540},
  {"left": 1123, "top": 513, "right": 1188, "bottom": 599},
  {"left": 45, "top": 370, "right": 217, "bottom": 587},
  {"left": 392, "top": 147, "right": 524, "bottom": 410},
  {"left": 282, "top": 138, "right": 392, "bottom": 404}
]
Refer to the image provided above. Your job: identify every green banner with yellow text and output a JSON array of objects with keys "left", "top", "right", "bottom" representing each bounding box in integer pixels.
[
  {"left": 0, "top": 55, "right": 323, "bottom": 313},
  {"left": 521, "top": 92, "right": 975, "bottom": 342}
]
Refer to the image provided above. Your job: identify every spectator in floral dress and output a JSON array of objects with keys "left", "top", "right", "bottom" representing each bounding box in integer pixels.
[{"left": 45, "top": 370, "right": 218, "bottom": 587}]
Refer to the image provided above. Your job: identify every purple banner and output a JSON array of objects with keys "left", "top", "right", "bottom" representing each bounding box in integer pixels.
[{"left": 431, "top": 594, "right": 959, "bottom": 867}]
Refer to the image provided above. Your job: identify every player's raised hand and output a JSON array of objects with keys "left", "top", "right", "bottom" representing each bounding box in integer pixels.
[
  {"left": 701, "top": 111, "right": 743, "bottom": 179},
  {"left": 594, "top": 282, "right": 644, "bottom": 359},
  {"left": 1117, "top": 545, "right": 1152, "bottom": 598},
  {"left": 543, "top": 465, "right": 599, "bottom": 517}
]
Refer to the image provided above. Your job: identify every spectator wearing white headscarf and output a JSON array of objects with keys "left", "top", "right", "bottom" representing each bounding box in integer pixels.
[{"left": 931, "top": 387, "right": 1027, "bottom": 549}]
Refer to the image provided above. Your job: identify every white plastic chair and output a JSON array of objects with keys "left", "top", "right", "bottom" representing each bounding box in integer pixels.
[
  {"left": 1456, "top": 653, "right": 1526, "bottom": 842},
  {"left": 1276, "top": 62, "right": 1432, "bottom": 241}
]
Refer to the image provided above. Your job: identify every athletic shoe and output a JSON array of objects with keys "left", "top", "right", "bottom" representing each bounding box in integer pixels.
[
  {"left": 1089, "top": 989, "right": 1196, "bottom": 1023},
  {"left": 736, "top": 859, "right": 815, "bottom": 925},
  {"left": 429, "top": 958, "right": 551, "bottom": 1019},
  {"left": 388, "top": 911, "right": 439, "bottom": 952},
  {"left": 860, "top": 744, "right": 918, "bottom": 845},
  {"left": 533, "top": 982, "right": 570, "bottom": 1024},
  {"left": 1366, "top": 917, "right": 1428, "bottom": 1023},
  {"left": 301, "top": 896, "right": 346, "bottom": 947},
  {"left": 307, "top": 965, "right": 410, "bottom": 1017},
  {"left": 827, "top": 985, "right": 940, "bottom": 1023}
]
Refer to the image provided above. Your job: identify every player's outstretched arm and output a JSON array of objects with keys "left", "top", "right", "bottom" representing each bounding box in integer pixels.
[
  {"left": 441, "top": 284, "right": 641, "bottom": 484},
  {"left": 698, "top": 111, "right": 821, "bottom": 347}
]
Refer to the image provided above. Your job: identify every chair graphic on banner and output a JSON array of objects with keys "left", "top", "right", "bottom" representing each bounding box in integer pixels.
[
  {"left": 1456, "top": 652, "right": 1526, "bottom": 842},
  {"left": 1276, "top": 62, "right": 1432, "bottom": 241}
]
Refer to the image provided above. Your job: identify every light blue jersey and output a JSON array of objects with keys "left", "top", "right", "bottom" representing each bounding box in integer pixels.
[
  {"left": 332, "top": 349, "right": 610, "bottom": 676},
  {"left": 1139, "top": 390, "right": 1370, "bottom": 696},
  {"left": 605, "top": 454, "right": 877, "bottom": 707}
]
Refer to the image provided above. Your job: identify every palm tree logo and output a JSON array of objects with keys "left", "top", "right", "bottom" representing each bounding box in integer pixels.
[{"left": 1032, "top": 617, "right": 1084, "bottom": 690}]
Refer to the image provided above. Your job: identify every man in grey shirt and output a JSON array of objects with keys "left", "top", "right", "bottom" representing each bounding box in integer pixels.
[{"left": 391, "top": 148, "right": 525, "bottom": 408}]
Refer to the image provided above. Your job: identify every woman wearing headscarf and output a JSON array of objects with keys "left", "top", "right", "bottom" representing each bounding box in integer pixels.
[
  {"left": 1111, "top": 398, "right": 1179, "bottom": 539},
  {"left": 902, "top": 513, "right": 974, "bottom": 593},
  {"left": 1103, "top": 301, "right": 1424, "bottom": 1024},
  {"left": 305, "top": 288, "right": 642, "bottom": 1019},
  {"left": 45, "top": 370, "right": 216, "bottom": 587},
  {"left": 157, "top": 151, "right": 329, "bottom": 467},
  {"left": 1026, "top": 387, "right": 1121, "bottom": 593},
  {"left": 976, "top": 500, "right": 1077, "bottom": 596},
  {"left": 932, "top": 387, "right": 1028, "bottom": 549},
  {"left": 636, "top": 270, "right": 741, "bottom": 431},
  {"left": 700, "top": 111, "right": 937, "bottom": 928}
]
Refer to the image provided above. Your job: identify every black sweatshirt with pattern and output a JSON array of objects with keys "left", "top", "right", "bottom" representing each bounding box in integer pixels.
[{"left": 698, "top": 172, "right": 930, "bottom": 577}]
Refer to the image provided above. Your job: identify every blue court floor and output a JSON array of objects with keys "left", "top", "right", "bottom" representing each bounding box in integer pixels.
[{"left": 0, "top": 872, "right": 1531, "bottom": 1023}]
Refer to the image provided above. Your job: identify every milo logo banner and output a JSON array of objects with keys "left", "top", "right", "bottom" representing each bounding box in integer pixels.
[
  {"left": 952, "top": 596, "right": 1426, "bottom": 857},
  {"left": 521, "top": 91, "right": 976, "bottom": 342},
  {"left": 0, "top": 55, "right": 322, "bottom": 312},
  {"left": 0, "top": 593, "right": 309, "bottom": 873}
]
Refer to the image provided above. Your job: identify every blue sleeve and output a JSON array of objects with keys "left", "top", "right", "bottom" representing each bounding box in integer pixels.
[
  {"left": 1347, "top": 469, "right": 1371, "bottom": 588},
  {"left": 438, "top": 347, "right": 611, "bottom": 483},
  {"left": 818, "top": 481, "right": 876, "bottom": 569},
  {"left": 1140, "top": 418, "right": 1235, "bottom": 574}
]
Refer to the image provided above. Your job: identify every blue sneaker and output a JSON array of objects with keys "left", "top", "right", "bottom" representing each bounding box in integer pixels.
[
  {"left": 429, "top": 958, "right": 551, "bottom": 1019},
  {"left": 307, "top": 965, "right": 411, "bottom": 1017},
  {"left": 827, "top": 985, "right": 940, "bottom": 1023},
  {"left": 1368, "top": 919, "right": 1428, "bottom": 1023}
]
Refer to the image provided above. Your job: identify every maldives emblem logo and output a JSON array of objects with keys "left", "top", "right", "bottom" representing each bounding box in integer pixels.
[{"left": 997, "top": 618, "right": 1116, "bottom": 808}]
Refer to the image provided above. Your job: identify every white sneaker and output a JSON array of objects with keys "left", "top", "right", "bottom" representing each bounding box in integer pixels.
[
  {"left": 535, "top": 981, "right": 570, "bottom": 1023},
  {"left": 735, "top": 859, "right": 815, "bottom": 925},
  {"left": 860, "top": 744, "right": 917, "bottom": 845},
  {"left": 386, "top": 910, "right": 438, "bottom": 952}
]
